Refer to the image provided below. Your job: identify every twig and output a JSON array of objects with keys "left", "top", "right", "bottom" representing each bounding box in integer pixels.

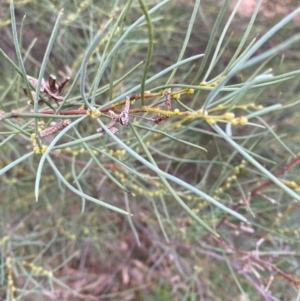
[
  {"left": 212, "top": 237, "right": 300, "bottom": 287},
  {"left": 212, "top": 154, "right": 300, "bottom": 231},
  {"left": 250, "top": 153, "right": 300, "bottom": 196}
]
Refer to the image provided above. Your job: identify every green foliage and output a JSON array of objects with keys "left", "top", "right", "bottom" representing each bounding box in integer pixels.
[{"left": 1, "top": 0, "right": 300, "bottom": 300}]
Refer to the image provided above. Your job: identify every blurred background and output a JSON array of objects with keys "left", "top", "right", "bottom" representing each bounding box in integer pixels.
[{"left": 1, "top": 1, "right": 300, "bottom": 300}]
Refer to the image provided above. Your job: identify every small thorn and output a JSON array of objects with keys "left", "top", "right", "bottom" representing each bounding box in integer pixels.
[{"left": 49, "top": 74, "right": 57, "bottom": 91}]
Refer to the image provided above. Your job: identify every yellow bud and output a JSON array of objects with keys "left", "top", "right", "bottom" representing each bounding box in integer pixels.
[
  {"left": 186, "top": 88, "right": 194, "bottom": 94},
  {"left": 239, "top": 116, "right": 248, "bottom": 125},
  {"left": 231, "top": 119, "right": 238, "bottom": 125},
  {"left": 224, "top": 112, "right": 235, "bottom": 120},
  {"left": 197, "top": 109, "right": 208, "bottom": 116},
  {"left": 41, "top": 145, "right": 47, "bottom": 153},
  {"left": 207, "top": 118, "right": 216, "bottom": 124}
]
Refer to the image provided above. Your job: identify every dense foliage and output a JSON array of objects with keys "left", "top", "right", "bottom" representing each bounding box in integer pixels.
[{"left": 1, "top": 1, "right": 300, "bottom": 300}]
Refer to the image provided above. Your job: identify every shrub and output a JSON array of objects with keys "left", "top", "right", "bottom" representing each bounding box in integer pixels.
[{"left": 1, "top": 1, "right": 300, "bottom": 300}]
